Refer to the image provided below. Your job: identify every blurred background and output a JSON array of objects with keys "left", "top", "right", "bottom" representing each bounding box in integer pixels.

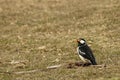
[{"left": 0, "top": 0, "right": 120, "bottom": 80}]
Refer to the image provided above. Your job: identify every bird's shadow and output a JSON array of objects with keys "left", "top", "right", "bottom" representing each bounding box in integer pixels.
[{"left": 67, "top": 62, "right": 91, "bottom": 69}]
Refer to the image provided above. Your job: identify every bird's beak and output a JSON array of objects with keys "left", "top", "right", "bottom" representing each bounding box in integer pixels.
[{"left": 77, "top": 39, "right": 79, "bottom": 42}]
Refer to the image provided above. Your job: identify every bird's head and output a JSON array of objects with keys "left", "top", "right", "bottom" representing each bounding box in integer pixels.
[{"left": 77, "top": 38, "right": 86, "bottom": 46}]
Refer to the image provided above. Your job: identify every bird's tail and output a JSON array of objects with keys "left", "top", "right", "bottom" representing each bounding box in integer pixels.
[{"left": 90, "top": 60, "right": 97, "bottom": 65}]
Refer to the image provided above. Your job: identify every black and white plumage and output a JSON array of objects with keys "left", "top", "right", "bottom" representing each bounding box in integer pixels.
[{"left": 77, "top": 38, "right": 97, "bottom": 65}]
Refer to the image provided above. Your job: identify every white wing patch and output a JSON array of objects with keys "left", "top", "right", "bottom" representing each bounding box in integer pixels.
[
  {"left": 77, "top": 47, "right": 86, "bottom": 55},
  {"left": 77, "top": 47, "right": 89, "bottom": 62},
  {"left": 79, "top": 50, "right": 86, "bottom": 55}
]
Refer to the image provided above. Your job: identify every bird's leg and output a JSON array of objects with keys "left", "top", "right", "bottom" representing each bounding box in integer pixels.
[{"left": 83, "top": 62, "right": 91, "bottom": 66}]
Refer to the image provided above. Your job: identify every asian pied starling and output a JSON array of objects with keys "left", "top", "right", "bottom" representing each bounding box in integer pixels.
[{"left": 77, "top": 38, "right": 97, "bottom": 65}]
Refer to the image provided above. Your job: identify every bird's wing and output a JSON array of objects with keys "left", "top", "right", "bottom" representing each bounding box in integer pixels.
[
  {"left": 79, "top": 50, "right": 86, "bottom": 55},
  {"left": 78, "top": 45, "right": 97, "bottom": 65},
  {"left": 86, "top": 47, "right": 96, "bottom": 60},
  {"left": 78, "top": 46, "right": 94, "bottom": 60},
  {"left": 77, "top": 47, "right": 86, "bottom": 55}
]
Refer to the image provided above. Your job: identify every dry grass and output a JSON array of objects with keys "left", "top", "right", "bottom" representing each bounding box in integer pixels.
[{"left": 0, "top": 0, "right": 120, "bottom": 80}]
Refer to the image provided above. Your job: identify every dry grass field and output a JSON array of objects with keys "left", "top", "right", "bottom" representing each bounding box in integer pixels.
[{"left": 0, "top": 0, "right": 120, "bottom": 80}]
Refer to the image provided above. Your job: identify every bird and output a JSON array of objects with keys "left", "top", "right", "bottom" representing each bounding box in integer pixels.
[{"left": 77, "top": 38, "right": 97, "bottom": 65}]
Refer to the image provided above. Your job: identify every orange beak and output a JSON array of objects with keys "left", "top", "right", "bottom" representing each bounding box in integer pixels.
[{"left": 77, "top": 39, "right": 79, "bottom": 42}]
